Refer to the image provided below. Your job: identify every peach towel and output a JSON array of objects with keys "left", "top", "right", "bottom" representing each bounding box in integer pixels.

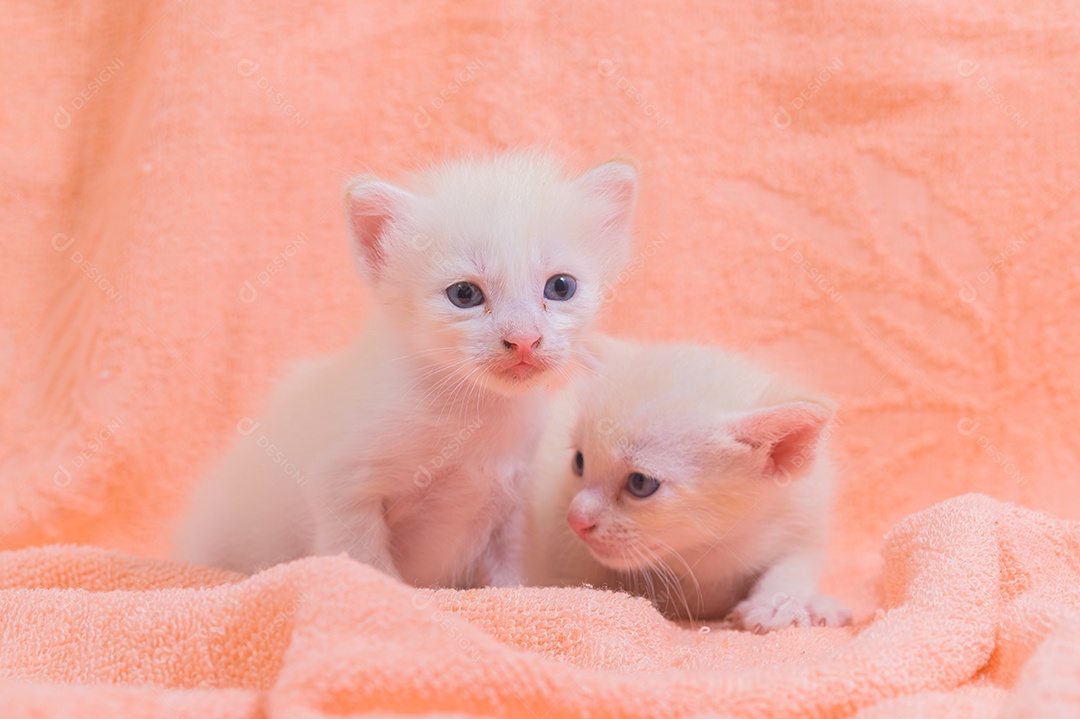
[{"left": 0, "top": 494, "right": 1075, "bottom": 718}]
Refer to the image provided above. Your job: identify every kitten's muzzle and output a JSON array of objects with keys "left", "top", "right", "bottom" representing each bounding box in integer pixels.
[
  {"left": 502, "top": 333, "right": 542, "bottom": 363},
  {"left": 567, "top": 509, "right": 597, "bottom": 539}
]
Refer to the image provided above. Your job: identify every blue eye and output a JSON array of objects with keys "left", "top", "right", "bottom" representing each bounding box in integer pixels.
[
  {"left": 446, "top": 282, "right": 484, "bottom": 308},
  {"left": 544, "top": 274, "right": 577, "bottom": 301},
  {"left": 626, "top": 472, "right": 660, "bottom": 498},
  {"left": 573, "top": 450, "right": 584, "bottom": 476}
]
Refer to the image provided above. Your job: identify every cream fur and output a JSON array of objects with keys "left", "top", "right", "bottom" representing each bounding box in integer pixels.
[
  {"left": 176, "top": 150, "right": 637, "bottom": 587},
  {"left": 527, "top": 336, "right": 852, "bottom": 629}
]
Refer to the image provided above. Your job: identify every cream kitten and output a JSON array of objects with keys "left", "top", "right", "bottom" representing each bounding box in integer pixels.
[
  {"left": 176, "top": 151, "right": 637, "bottom": 588},
  {"left": 528, "top": 336, "right": 852, "bottom": 630}
]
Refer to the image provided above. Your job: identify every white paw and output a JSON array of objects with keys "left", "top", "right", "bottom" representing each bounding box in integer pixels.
[{"left": 731, "top": 592, "right": 852, "bottom": 633}]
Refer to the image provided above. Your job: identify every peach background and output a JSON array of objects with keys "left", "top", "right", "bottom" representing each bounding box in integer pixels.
[{"left": 1, "top": 1, "right": 1078, "bottom": 614}]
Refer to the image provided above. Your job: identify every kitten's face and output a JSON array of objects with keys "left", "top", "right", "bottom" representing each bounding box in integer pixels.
[
  {"left": 346, "top": 154, "right": 636, "bottom": 396},
  {"left": 565, "top": 413, "right": 765, "bottom": 572},
  {"left": 564, "top": 376, "right": 831, "bottom": 573},
  {"left": 385, "top": 221, "right": 604, "bottom": 395}
]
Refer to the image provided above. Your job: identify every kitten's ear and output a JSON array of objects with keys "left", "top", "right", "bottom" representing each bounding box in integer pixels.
[
  {"left": 731, "top": 401, "right": 834, "bottom": 483},
  {"left": 344, "top": 176, "right": 413, "bottom": 281},
  {"left": 572, "top": 159, "right": 639, "bottom": 240}
]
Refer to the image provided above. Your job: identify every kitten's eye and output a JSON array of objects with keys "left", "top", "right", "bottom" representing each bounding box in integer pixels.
[
  {"left": 446, "top": 281, "right": 485, "bottom": 308},
  {"left": 543, "top": 274, "right": 577, "bottom": 301},
  {"left": 626, "top": 472, "right": 660, "bottom": 498},
  {"left": 572, "top": 450, "right": 584, "bottom": 477}
]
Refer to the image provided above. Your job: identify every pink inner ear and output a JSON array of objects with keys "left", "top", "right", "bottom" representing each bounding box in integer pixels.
[
  {"left": 345, "top": 180, "right": 410, "bottom": 279},
  {"left": 733, "top": 402, "right": 833, "bottom": 481}
]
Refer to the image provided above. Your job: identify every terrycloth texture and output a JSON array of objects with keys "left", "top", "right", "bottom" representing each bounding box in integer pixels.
[
  {"left": 0, "top": 495, "right": 1076, "bottom": 718},
  {"left": 2, "top": 0, "right": 1079, "bottom": 717}
]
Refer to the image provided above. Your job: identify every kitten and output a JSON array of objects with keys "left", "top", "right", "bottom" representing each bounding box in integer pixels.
[
  {"left": 528, "top": 336, "right": 852, "bottom": 631},
  {"left": 176, "top": 150, "right": 637, "bottom": 588}
]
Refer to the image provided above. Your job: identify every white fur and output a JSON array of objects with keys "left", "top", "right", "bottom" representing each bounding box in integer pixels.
[
  {"left": 527, "top": 336, "right": 852, "bottom": 629},
  {"left": 176, "top": 150, "right": 637, "bottom": 587}
]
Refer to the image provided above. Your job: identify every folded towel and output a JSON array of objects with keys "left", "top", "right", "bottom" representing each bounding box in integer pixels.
[{"left": 0, "top": 494, "right": 1075, "bottom": 717}]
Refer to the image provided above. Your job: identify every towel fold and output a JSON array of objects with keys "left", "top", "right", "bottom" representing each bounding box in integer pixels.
[{"left": 0, "top": 494, "right": 1075, "bottom": 718}]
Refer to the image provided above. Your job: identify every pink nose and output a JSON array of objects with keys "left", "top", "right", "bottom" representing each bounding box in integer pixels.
[
  {"left": 503, "top": 333, "right": 541, "bottom": 362},
  {"left": 567, "top": 511, "right": 596, "bottom": 539}
]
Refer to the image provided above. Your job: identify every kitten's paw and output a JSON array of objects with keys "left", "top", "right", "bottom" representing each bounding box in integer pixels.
[{"left": 731, "top": 592, "right": 852, "bottom": 633}]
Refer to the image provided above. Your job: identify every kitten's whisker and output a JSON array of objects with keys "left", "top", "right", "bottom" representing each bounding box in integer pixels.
[
  {"left": 550, "top": 355, "right": 595, "bottom": 388},
  {"left": 556, "top": 359, "right": 586, "bottom": 385},
  {"left": 435, "top": 374, "right": 473, "bottom": 426},
  {"left": 684, "top": 511, "right": 753, "bottom": 570},
  {"left": 401, "top": 370, "right": 473, "bottom": 426},
  {"left": 457, "top": 366, "right": 486, "bottom": 431},
  {"left": 436, "top": 366, "right": 484, "bottom": 428},
  {"left": 644, "top": 540, "right": 700, "bottom": 620},
  {"left": 626, "top": 544, "right": 660, "bottom": 609},
  {"left": 625, "top": 557, "right": 647, "bottom": 601},
  {"left": 633, "top": 543, "right": 673, "bottom": 614},
  {"left": 654, "top": 549, "right": 691, "bottom": 620},
  {"left": 386, "top": 348, "right": 471, "bottom": 405},
  {"left": 388, "top": 346, "right": 460, "bottom": 364},
  {"left": 408, "top": 358, "right": 477, "bottom": 412},
  {"left": 401, "top": 356, "right": 476, "bottom": 403},
  {"left": 566, "top": 348, "right": 602, "bottom": 378}
]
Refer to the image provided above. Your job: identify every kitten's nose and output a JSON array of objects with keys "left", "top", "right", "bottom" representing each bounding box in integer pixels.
[
  {"left": 567, "top": 510, "right": 596, "bottom": 539},
  {"left": 502, "top": 333, "right": 542, "bottom": 362}
]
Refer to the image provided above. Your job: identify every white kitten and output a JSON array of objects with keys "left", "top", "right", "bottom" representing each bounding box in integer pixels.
[
  {"left": 176, "top": 151, "right": 637, "bottom": 588},
  {"left": 528, "top": 336, "right": 852, "bottom": 630}
]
